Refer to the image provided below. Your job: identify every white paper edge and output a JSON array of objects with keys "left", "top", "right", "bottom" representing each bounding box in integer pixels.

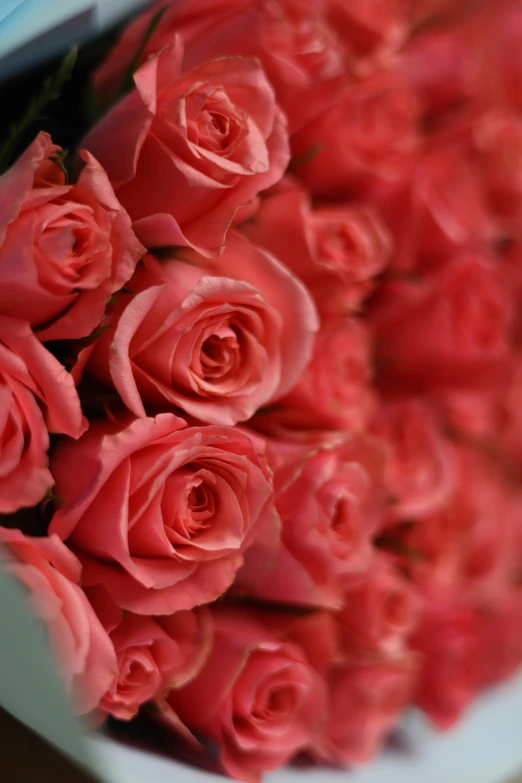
[{"left": 89, "top": 671, "right": 522, "bottom": 783}]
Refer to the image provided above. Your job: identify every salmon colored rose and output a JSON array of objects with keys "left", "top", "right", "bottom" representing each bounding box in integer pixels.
[
  {"left": 90, "top": 598, "right": 213, "bottom": 721},
  {"left": 412, "top": 595, "right": 480, "bottom": 730},
  {"left": 0, "top": 528, "right": 117, "bottom": 715},
  {"left": 242, "top": 179, "right": 391, "bottom": 317},
  {"left": 321, "top": 651, "right": 416, "bottom": 764},
  {"left": 372, "top": 397, "right": 456, "bottom": 522},
  {"left": 94, "top": 0, "right": 346, "bottom": 133},
  {"left": 372, "top": 254, "right": 513, "bottom": 392},
  {"left": 0, "top": 132, "right": 143, "bottom": 342},
  {"left": 162, "top": 607, "right": 327, "bottom": 783},
  {"left": 84, "top": 40, "right": 289, "bottom": 256},
  {"left": 291, "top": 69, "right": 420, "bottom": 198},
  {"left": 49, "top": 413, "right": 275, "bottom": 615},
  {"left": 237, "top": 434, "right": 386, "bottom": 608},
  {"left": 0, "top": 316, "right": 85, "bottom": 513},
  {"left": 369, "top": 148, "right": 489, "bottom": 273},
  {"left": 87, "top": 232, "right": 318, "bottom": 426},
  {"left": 338, "top": 555, "right": 420, "bottom": 655},
  {"left": 254, "top": 318, "right": 374, "bottom": 435},
  {"left": 327, "top": 0, "right": 408, "bottom": 66}
]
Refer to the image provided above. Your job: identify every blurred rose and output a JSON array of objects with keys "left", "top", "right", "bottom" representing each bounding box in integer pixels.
[
  {"left": 162, "top": 607, "right": 327, "bottom": 783},
  {"left": 94, "top": 0, "right": 347, "bottom": 133},
  {"left": 0, "top": 316, "right": 85, "bottom": 513},
  {"left": 254, "top": 318, "right": 374, "bottom": 435},
  {"left": 84, "top": 41, "right": 289, "bottom": 256},
  {"left": 50, "top": 414, "right": 274, "bottom": 615},
  {"left": 237, "top": 434, "right": 385, "bottom": 608},
  {"left": 243, "top": 179, "right": 391, "bottom": 316},
  {"left": 412, "top": 595, "right": 480, "bottom": 730},
  {"left": 372, "top": 397, "right": 456, "bottom": 521},
  {"left": 372, "top": 254, "right": 513, "bottom": 391},
  {"left": 0, "top": 528, "right": 117, "bottom": 714},
  {"left": 0, "top": 132, "right": 143, "bottom": 341},
  {"left": 87, "top": 232, "right": 318, "bottom": 426},
  {"left": 291, "top": 69, "right": 420, "bottom": 198},
  {"left": 369, "top": 148, "right": 489, "bottom": 273},
  {"left": 92, "top": 602, "right": 213, "bottom": 720},
  {"left": 327, "top": 0, "right": 408, "bottom": 65},
  {"left": 320, "top": 650, "right": 416, "bottom": 764},
  {"left": 472, "top": 110, "right": 522, "bottom": 230},
  {"left": 400, "top": 30, "right": 472, "bottom": 118},
  {"left": 338, "top": 555, "right": 420, "bottom": 655},
  {"left": 387, "top": 448, "right": 514, "bottom": 598}
]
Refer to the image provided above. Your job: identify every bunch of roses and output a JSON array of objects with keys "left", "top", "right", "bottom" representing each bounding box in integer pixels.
[{"left": 1, "top": 0, "right": 522, "bottom": 780}]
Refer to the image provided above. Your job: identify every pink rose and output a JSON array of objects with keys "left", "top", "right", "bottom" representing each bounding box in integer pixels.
[
  {"left": 401, "top": 30, "right": 473, "bottom": 119},
  {"left": 472, "top": 110, "right": 522, "bottom": 229},
  {"left": 283, "top": 611, "right": 416, "bottom": 765},
  {"left": 237, "top": 434, "right": 386, "bottom": 608},
  {"left": 0, "top": 316, "right": 85, "bottom": 513},
  {"left": 327, "top": 0, "right": 408, "bottom": 66},
  {"left": 88, "top": 594, "right": 213, "bottom": 720},
  {"left": 242, "top": 179, "right": 391, "bottom": 317},
  {"left": 372, "top": 397, "right": 456, "bottom": 521},
  {"left": 369, "top": 148, "right": 489, "bottom": 273},
  {"left": 477, "top": 588, "right": 522, "bottom": 687},
  {"left": 94, "top": 0, "right": 347, "bottom": 133},
  {"left": 412, "top": 595, "right": 480, "bottom": 730},
  {"left": 254, "top": 318, "right": 375, "bottom": 435},
  {"left": 0, "top": 133, "right": 143, "bottom": 342},
  {"left": 372, "top": 255, "right": 513, "bottom": 392},
  {"left": 321, "top": 652, "right": 416, "bottom": 764},
  {"left": 49, "top": 413, "right": 274, "bottom": 615},
  {"left": 162, "top": 607, "right": 327, "bottom": 783},
  {"left": 86, "top": 232, "right": 318, "bottom": 426},
  {"left": 291, "top": 69, "right": 420, "bottom": 198},
  {"left": 338, "top": 555, "right": 420, "bottom": 655},
  {"left": 385, "top": 448, "right": 513, "bottom": 598},
  {"left": 84, "top": 42, "right": 289, "bottom": 256},
  {"left": 0, "top": 528, "right": 117, "bottom": 714}
]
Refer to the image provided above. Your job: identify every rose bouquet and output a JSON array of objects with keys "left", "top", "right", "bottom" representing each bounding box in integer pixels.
[{"left": 1, "top": 0, "right": 522, "bottom": 780}]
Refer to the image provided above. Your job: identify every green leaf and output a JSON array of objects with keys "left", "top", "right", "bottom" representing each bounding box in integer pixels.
[
  {"left": 287, "top": 144, "right": 323, "bottom": 172},
  {"left": 0, "top": 46, "right": 78, "bottom": 174},
  {"left": 117, "top": 6, "right": 169, "bottom": 99}
]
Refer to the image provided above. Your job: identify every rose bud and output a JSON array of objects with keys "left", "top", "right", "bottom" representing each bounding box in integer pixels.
[
  {"left": 0, "top": 528, "right": 117, "bottom": 715},
  {"left": 86, "top": 232, "right": 318, "bottom": 426},
  {"left": 161, "top": 607, "right": 327, "bottom": 783},
  {"left": 372, "top": 254, "right": 513, "bottom": 392},
  {"left": 236, "top": 433, "right": 386, "bottom": 608},
  {"left": 0, "top": 132, "right": 143, "bottom": 342},
  {"left": 84, "top": 39, "right": 289, "bottom": 256},
  {"left": 49, "top": 413, "right": 275, "bottom": 615},
  {"left": 0, "top": 316, "right": 85, "bottom": 513},
  {"left": 372, "top": 397, "right": 456, "bottom": 522},
  {"left": 291, "top": 69, "right": 420, "bottom": 199},
  {"left": 242, "top": 179, "right": 391, "bottom": 317}
]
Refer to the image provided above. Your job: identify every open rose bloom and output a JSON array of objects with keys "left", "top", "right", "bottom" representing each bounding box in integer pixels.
[{"left": 2, "top": 0, "right": 522, "bottom": 781}]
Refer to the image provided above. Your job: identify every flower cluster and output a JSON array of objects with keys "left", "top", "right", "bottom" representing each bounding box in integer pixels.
[{"left": 1, "top": 1, "right": 522, "bottom": 781}]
